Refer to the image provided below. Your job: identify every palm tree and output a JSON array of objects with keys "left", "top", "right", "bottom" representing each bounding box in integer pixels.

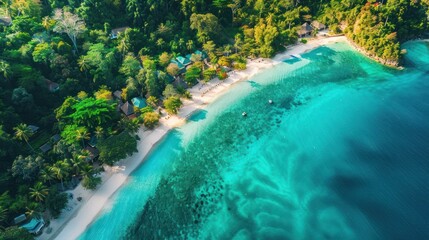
[
  {"left": 0, "top": 207, "right": 7, "bottom": 225},
  {"left": 25, "top": 202, "right": 42, "bottom": 219},
  {"left": 76, "top": 127, "right": 90, "bottom": 148},
  {"left": 14, "top": 123, "right": 34, "bottom": 151},
  {"left": 94, "top": 126, "right": 104, "bottom": 139},
  {"left": 40, "top": 168, "right": 53, "bottom": 185},
  {"left": 0, "top": 60, "right": 11, "bottom": 80},
  {"left": 69, "top": 156, "right": 85, "bottom": 176},
  {"left": 186, "top": 40, "right": 194, "bottom": 51},
  {"left": 29, "top": 182, "right": 49, "bottom": 202},
  {"left": 50, "top": 161, "right": 70, "bottom": 190},
  {"left": 80, "top": 165, "right": 101, "bottom": 190}
]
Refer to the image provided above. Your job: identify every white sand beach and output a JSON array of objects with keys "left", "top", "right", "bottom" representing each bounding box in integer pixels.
[{"left": 42, "top": 35, "right": 346, "bottom": 240}]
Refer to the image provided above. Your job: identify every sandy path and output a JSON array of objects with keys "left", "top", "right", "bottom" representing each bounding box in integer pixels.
[{"left": 41, "top": 35, "right": 346, "bottom": 240}]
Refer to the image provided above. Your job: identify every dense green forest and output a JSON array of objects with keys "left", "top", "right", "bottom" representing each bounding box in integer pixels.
[{"left": 0, "top": 0, "right": 428, "bottom": 237}]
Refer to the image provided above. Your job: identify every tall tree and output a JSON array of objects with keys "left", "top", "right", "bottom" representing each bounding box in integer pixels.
[
  {"left": 29, "top": 182, "right": 49, "bottom": 202},
  {"left": 53, "top": 8, "right": 86, "bottom": 53},
  {"left": 190, "top": 13, "right": 220, "bottom": 43},
  {"left": 49, "top": 160, "right": 70, "bottom": 190},
  {"left": 13, "top": 123, "right": 34, "bottom": 151}
]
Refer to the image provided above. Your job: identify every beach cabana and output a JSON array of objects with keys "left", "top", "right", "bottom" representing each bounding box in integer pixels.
[
  {"left": 311, "top": 20, "right": 326, "bottom": 31},
  {"left": 131, "top": 97, "right": 147, "bottom": 108},
  {"left": 298, "top": 23, "right": 313, "bottom": 38}
]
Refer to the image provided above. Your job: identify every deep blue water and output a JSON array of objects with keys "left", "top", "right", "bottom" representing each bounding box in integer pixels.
[{"left": 80, "top": 41, "right": 429, "bottom": 240}]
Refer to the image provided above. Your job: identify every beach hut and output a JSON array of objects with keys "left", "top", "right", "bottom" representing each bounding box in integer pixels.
[
  {"left": 298, "top": 23, "right": 313, "bottom": 38},
  {"left": 131, "top": 97, "right": 147, "bottom": 109},
  {"left": 311, "top": 20, "right": 326, "bottom": 31}
]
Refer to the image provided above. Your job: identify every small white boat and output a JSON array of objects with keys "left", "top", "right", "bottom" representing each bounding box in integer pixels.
[
  {"left": 242, "top": 112, "right": 247, "bottom": 117},
  {"left": 291, "top": 54, "right": 301, "bottom": 59},
  {"left": 268, "top": 99, "right": 273, "bottom": 104}
]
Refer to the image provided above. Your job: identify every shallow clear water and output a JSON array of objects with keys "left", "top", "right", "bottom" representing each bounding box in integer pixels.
[{"left": 80, "top": 41, "right": 429, "bottom": 240}]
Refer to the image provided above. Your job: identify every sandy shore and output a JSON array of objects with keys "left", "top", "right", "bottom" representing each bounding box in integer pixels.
[{"left": 42, "top": 35, "right": 346, "bottom": 240}]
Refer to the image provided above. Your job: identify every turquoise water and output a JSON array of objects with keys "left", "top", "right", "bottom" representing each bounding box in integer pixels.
[{"left": 80, "top": 41, "right": 429, "bottom": 240}]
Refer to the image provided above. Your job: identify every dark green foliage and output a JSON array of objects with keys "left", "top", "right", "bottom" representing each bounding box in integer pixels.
[
  {"left": 97, "top": 132, "right": 138, "bottom": 165},
  {"left": 0, "top": 226, "right": 34, "bottom": 240},
  {"left": 45, "top": 187, "right": 68, "bottom": 218},
  {"left": 0, "top": 0, "right": 427, "bottom": 230}
]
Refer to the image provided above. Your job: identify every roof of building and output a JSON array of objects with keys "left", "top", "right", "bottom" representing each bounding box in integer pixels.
[
  {"left": 113, "top": 90, "right": 122, "bottom": 99},
  {"left": 311, "top": 20, "right": 326, "bottom": 30},
  {"left": 120, "top": 101, "right": 134, "bottom": 116},
  {"left": 0, "top": 17, "right": 12, "bottom": 26},
  {"left": 40, "top": 143, "right": 52, "bottom": 153},
  {"left": 14, "top": 214, "right": 26, "bottom": 225},
  {"left": 28, "top": 125, "right": 39, "bottom": 133},
  {"left": 111, "top": 27, "right": 129, "bottom": 38},
  {"left": 46, "top": 80, "right": 59, "bottom": 92},
  {"left": 88, "top": 136, "right": 97, "bottom": 147},
  {"left": 176, "top": 56, "right": 191, "bottom": 66},
  {"left": 51, "top": 134, "right": 61, "bottom": 143},
  {"left": 170, "top": 59, "right": 185, "bottom": 69},
  {"left": 21, "top": 218, "right": 44, "bottom": 234},
  {"left": 131, "top": 97, "right": 147, "bottom": 108},
  {"left": 298, "top": 23, "right": 313, "bottom": 36},
  {"left": 194, "top": 50, "right": 208, "bottom": 59}
]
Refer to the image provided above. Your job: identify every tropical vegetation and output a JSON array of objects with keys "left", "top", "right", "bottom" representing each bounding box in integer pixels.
[{"left": 0, "top": 0, "right": 427, "bottom": 236}]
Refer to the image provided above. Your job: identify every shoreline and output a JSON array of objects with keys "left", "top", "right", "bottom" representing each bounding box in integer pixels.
[{"left": 43, "top": 35, "right": 347, "bottom": 240}]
